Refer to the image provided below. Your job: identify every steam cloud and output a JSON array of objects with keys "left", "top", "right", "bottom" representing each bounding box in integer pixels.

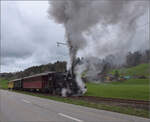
[{"left": 48, "top": 0, "right": 149, "bottom": 94}]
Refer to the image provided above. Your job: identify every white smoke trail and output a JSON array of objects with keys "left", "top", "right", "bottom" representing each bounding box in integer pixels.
[
  {"left": 48, "top": 0, "right": 149, "bottom": 94},
  {"left": 61, "top": 88, "right": 68, "bottom": 97},
  {"left": 75, "top": 63, "right": 87, "bottom": 95}
]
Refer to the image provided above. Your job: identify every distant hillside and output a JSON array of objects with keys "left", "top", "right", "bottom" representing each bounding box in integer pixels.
[
  {"left": 111, "top": 63, "right": 150, "bottom": 77},
  {"left": 0, "top": 61, "right": 67, "bottom": 80}
]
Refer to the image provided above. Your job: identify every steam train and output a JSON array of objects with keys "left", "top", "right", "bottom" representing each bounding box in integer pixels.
[{"left": 8, "top": 72, "right": 80, "bottom": 96}]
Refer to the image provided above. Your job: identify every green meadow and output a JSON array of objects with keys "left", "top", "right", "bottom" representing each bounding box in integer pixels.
[
  {"left": 111, "top": 63, "right": 150, "bottom": 77},
  {"left": 0, "top": 78, "right": 8, "bottom": 89},
  {"left": 85, "top": 79, "right": 149, "bottom": 100}
]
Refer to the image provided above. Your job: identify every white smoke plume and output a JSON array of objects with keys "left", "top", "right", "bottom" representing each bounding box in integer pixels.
[
  {"left": 75, "top": 63, "right": 87, "bottom": 95},
  {"left": 61, "top": 88, "right": 68, "bottom": 97},
  {"left": 48, "top": 0, "right": 149, "bottom": 94}
]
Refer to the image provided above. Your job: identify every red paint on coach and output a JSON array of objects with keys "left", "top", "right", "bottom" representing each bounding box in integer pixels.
[{"left": 23, "top": 76, "right": 43, "bottom": 89}]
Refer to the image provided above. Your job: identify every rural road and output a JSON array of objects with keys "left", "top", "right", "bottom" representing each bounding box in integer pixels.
[{"left": 0, "top": 90, "right": 149, "bottom": 122}]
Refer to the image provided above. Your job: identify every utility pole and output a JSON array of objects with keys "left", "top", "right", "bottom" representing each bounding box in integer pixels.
[{"left": 57, "top": 42, "right": 67, "bottom": 47}]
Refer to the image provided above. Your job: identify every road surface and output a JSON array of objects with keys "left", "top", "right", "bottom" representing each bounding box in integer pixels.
[{"left": 0, "top": 90, "right": 149, "bottom": 122}]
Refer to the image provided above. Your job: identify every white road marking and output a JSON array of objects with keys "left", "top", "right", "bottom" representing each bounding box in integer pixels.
[
  {"left": 22, "top": 99, "right": 31, "bottom": 104},
  {"left": 58, "top": 113, "right": 83, "bottom": 122}
]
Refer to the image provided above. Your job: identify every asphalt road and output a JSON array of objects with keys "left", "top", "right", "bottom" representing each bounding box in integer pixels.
[{"left": 0, "top": 90, "right": 149, "bottom": 122}]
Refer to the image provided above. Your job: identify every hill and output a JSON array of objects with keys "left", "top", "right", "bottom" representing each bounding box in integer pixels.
[
  {"left": 0, "top": 61, "right": 67, "bottom": 80},
  {"left": 85, "top": 63, "right": 149, "bottom": 100},
  {"left": 111, "top": 63, "right": 150, "bottom": 77}
]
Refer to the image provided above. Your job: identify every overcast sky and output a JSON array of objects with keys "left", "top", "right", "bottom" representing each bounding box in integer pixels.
[
  {"left": 1, "top": 1, "right": 149, "bottom": 73},
  {"left": 1, "top": 1, "right": 69, "bottom": 73}
]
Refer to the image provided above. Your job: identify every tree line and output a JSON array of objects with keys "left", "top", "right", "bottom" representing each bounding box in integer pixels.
[
  {"left": 126, "top": 49, "right": 150, "bottom": 67},
  {"left": 0, "top": 49, "right": 149, "bottom": 80},
  {"left": 0, "top": 61, "right": 67, "bottom": 80}
]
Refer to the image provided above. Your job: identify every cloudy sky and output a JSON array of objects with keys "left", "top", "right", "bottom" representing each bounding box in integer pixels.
[
  {"left": 1, "top": 1, "right": 69, "bottom": 73},
  {"left": 1, "top": 1, "right": 149, "bottom": 73}
]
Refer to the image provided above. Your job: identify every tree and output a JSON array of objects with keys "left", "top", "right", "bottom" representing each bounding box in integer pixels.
[
  {"left": 145, "top": 50, "right": 150, "bottom": 63},
  {"left": 126, "top": 51, "right": 142, "bottom": 67},
  {"left": 114, "top": 70, "right": 119, "bottom": 81},
  {"left": 133, "top": 51, "right": 142, "bottom": 66},
  {"left": 126, "top": 52, "right": 133, "bottom": 67}
]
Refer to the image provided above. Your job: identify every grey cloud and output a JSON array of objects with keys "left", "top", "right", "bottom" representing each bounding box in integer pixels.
[
  {"left": 1, "top": 42, "right": 34, "bottom": 58},
  {"left": 1, "top": 57, "right": 16, "bottom": 66},
  {"left": 1, "top": 1, "right": 67, "bottom": 72},
  {"left": 1, "top": 1, "right": 148, "bottom": 73},
  {"left": 1, "top": 1, "right": 35, "bottom": 59}
]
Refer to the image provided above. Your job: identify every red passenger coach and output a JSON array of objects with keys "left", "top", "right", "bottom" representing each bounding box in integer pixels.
[
  {"left": 23, "top": 76, "right": 42, "bottom": 89},
  {"left": 22, "top": 72, "right": 51, "bottom": 91}
]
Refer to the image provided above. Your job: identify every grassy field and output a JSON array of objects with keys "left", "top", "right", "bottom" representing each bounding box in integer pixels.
[
  {"left": 111, "top": 63, "right": 150, "bottom": 77},
  {"left": 85, "top": 79, "right": 149, "bottom": 101},
  {"left": 0, "top": 78, "right": 8, "bottom": 89}
]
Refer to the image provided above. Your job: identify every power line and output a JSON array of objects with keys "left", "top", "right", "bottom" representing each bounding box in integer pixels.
[
  {"left": 136, "top": 22, "right": 149, "bottom": 30},
  {"left": 56, "top": 42, "right": 67, "bottom": 47}
]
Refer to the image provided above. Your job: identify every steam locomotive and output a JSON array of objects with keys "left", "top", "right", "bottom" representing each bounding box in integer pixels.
[{"left": 8, "top": 72, "right": 80, "bottom": 96}]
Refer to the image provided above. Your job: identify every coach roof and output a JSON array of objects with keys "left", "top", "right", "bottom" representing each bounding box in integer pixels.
[
  {"left": 23, "top": 72, "right": 56, "bottom": 79},
  {"left": 9, "top": 71, "right": 65, "bottom": 82},
  {"left": 9, "top": 78, "right": 22, "bottom": 82}
]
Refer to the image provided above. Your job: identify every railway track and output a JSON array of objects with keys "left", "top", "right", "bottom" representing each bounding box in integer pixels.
[
  {"left": 14, "top": 90, "right": 150, "bottom": 110},
  {"left": 71, "top": 96, "right": 149, "bottom": 105},
  {"left": 70, "top": 96, "right": 150, "bottom": 110}
]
